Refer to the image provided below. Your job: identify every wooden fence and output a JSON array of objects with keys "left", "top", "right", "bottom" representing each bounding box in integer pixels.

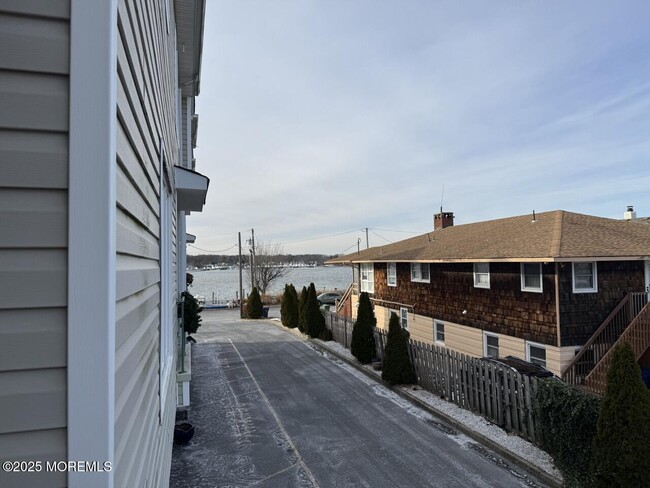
[{"left": 324, "top": 311, "right": 540, "bottom": 443}]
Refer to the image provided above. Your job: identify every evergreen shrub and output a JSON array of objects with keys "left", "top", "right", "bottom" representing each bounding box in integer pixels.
[
  {"left": 382, "top": 312, "right": 417, "bottom": 385},
  {"left": 307, "top": 283, "right": 326, "bottom": 338},
  {"left": 247, "top": 287, "right": 263, "bottom": 319},
  {"left": 534, "top": 378, "right": 600, "bottom": 487},
  {"left": 280, "top": 284, "right": 291, "bottom": 327},
  {"left": 286, "top": 284, "right": 299, "bottom": 328},
  {"left": 590, "top": 342, "right": 650, "bottom": 487},
  {"left": 298, "top": 286, "right": 308, "bottom": 333},
  {"left": 351, "top": 292, "right": 376, "bottom": 364}
]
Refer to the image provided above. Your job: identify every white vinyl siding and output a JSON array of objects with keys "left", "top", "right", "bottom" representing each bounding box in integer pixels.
[
  {"left": 520, "top": 263, "right": 543, "bottom": 293},
  {"left": 0, "top": 5, "right": 70, "bottom": 484},
  {"left": 411, "top": 263, "right": 430, "bottom": 283},
  {"left": 387, "top": 262, "right": 397, "bottom": 287},
  {"left": 360, "top": 263, "right": 374, "bottom": 293},
  {"left": 572, "top": 262, "right": 598, "bottom": 293},
  {"left": 473, "top": 263, "right": 490, "bottom": 289},
  {"left": 114, "top": 1, "right": 179, "bottom": 486}
]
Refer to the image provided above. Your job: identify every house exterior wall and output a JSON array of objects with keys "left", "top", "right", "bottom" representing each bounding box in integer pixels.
[
  {"left": 114, "top": 0, "right": 179, "bottom": 486},
  {"left": 0, "top": 3, "right": 70, "bottom": 487},
  {"left": 373, "top": 262, "right": 558, "bottom": 346},
  {"left": 558, "top": 260, "right": 645, "bottom": 346}
]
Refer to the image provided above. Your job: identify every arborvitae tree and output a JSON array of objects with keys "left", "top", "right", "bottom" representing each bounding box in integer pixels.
[
  {"left": 287, "top": 284, "right": 299, "bottom": 329},
  {"left": 298, "top": 286, "right": 309, "bottom": 333},
  {"left": 246, "top": 287, "right": 263, "bottom": 319},
  {"left": 307, "top": 282, "right": 326, "bottom": 338},
  {"left": 590, "top": 342, "right": 650, "bottom": 487},
  {"left": 179, "top": 291, "right": 202, "bottom": 334},
  {"left": 280, "top": 284, "right": 291, "bottom": 327},
  {"left": 351, "top": 292, "right": 376, "bottom": 364},
  {"left": 382, "top": 312, "right": 417, "bottom": 385}
]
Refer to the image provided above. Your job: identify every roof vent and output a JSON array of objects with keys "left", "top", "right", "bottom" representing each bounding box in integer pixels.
[{"left": 624, "top": 205, "right": 637, "bottom": 220}]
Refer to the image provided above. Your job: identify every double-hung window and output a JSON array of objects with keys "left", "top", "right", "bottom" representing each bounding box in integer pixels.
[
  {"left": 520, "top": 263, "right": 543, "bottom": 293},
  {"left": 484, "top": 333, "right": 499, "bottom": 358},
  {"left": 434, "top": 320, "right": 445, "bottom": 344},
  {"left": 411, "top": 263, "right": 430, "bottom": 283},
  {"left": 572, "top": 262, "right": 597, "bottom": 293},
  {"left": 473, "top": 263, "right": 490, "bottom": 289},
  {"left": 400, "top": 307, "right": 409, "bottom": 329},
  {"left": 360, "top": 263, "right": 374, "bottom": 293},
  {"left": 527, "top": 342, "right": 547, "bottom": 368},
  {"left": 387, "top": 262, "right": 397, "bottom": 287}
]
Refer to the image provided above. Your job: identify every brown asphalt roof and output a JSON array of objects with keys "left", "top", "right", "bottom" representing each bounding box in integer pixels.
[{"left": 327, "top": 210, "right": 650, "bottom": 264}]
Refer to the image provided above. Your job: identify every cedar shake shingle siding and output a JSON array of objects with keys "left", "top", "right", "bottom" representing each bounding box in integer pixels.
[
  {"left": 375, "top": 262, "right": 558, "bottom": 345},
  {"left": 559, "top": 261, "right": 645, "bottom": 346}
]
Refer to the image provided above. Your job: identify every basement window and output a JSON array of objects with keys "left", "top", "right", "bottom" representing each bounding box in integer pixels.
[
  {"left": 572, "top": 262, "right": 598, "bottom": 293},
  {"left": 400, "top": 307, "right": 409, "bottom": 329},
  {"left": 473, "top": 263, "right": 490, "bottom": 289},
  {"left": 526, "top": 342, "right": 547, "bottom": 368},
  {"left": 434, "top": 320, "right": 445, "bottom": 344},
  {"left": 484, "top": 333, "right": 499, "bottom": 358},
  {"left": 520, "top": 263, "right": 543, "bottom": 293},
  {"left": 411, "top": 263, "right": 430, "bottom": 283}
]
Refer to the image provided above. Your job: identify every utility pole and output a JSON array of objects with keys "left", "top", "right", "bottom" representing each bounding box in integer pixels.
[
  {"left": 249, "top": 228, "right": 256, "bottom": 292},
  {"left": 238, "top": 232, "right": 243, "bottom": 318},
  {"left": 365, "top": 227, "right": 369, "bottom": 249}
]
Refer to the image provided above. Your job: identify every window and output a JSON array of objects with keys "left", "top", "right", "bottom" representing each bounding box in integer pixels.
[
  {"left": 484, "top": 333, "right": 499, "bottom": 358},
  {"left": 520, "top": 263, "right": 543, "bottom": 293},
  {"left": 411, "top": 263, "right": 430, "bottom": 283},
  {"left": 572, "top": 262, "right": 597, "bottom": 293},
  {"left": 434, "top": 320, "right": 445, "bottom": 344},
  {"left": 360, "top": 263, "right": 374, "bottom": 293},
  {"left": 400, "top": 307, "right": 408, "bottom": 329},
  {"left": 159, "top": 152, "right": 174, "bottom": 416},
  {"left": 473, "top": 263, "right": 490, "bottom": 289},
  {"left": 527, "top": 342, "right": 547, "bottom": 368},
  {"left": 387, "top": 262, "right": 397, "bottom": 287}
]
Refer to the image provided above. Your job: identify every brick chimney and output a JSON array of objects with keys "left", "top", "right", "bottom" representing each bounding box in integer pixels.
[{"left": 434, "top": 211, "right": 454, "bottom": 230}]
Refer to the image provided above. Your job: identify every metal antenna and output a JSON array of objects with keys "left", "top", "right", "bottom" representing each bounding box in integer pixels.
[{"left": 440, "top": 184, "right": 445, "bottom": 214}]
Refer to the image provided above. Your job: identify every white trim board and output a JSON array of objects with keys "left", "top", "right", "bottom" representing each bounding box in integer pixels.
[{"left": 68, "top": 1, "right": 118, "bottom": 487}]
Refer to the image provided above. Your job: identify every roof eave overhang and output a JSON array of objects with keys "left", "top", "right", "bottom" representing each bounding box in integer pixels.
[
  {"left": 327, "top": 256, "right": 650, "bottom": 265},
  {"left": 175, "top": 165, "right": 209, "bottom": 212},
  {"left": 176, "top": 0, "right": 206, "bottom": 97}
]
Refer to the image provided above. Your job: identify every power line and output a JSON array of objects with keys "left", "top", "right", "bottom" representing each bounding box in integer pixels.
[
  {"left": 370, "top": 230, "right": 392, "bottom": 244},
  {"left": 188, "top": 243, "right": 238, "bottom": 254},
  {"left": 370, "top": 227, "right": 420, "bottom": 234},
  {"left": 276, "top": 229, "right": 360, "bottom": 246}
]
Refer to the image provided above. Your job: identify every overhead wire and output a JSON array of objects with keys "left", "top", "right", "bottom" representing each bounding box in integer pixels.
[{"left": 188, "top": 243, "right": 238, "bottom": 254}]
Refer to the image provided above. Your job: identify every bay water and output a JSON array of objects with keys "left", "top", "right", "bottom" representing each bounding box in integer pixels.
[{"left": 188, "top": 266, "right": 353, "bottom": 302}]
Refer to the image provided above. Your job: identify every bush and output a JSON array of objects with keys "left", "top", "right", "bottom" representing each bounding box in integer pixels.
[
  {"left": 298, "top": 286, "right": 308, "bottom": 333},
  {"left": 382, "top": 312, "right": 417, "bottom": 385},
  {"left": 351, "top": 292, "right": 376, "bottom": 364},
  {"left": 306, "top": 283, "right": 326, "bottom": 338},
  {"left": 246, "top": 287, "right": 263, "bottom": 319},
  {"left": 590, "top": 342, "right": 650, "bottom": 487},
  {"left": 179, "top": 291, "right": 202, "bottom": 334},
  {"left": 534, "top": 378, "right": 600, "bottom": 487},
  {"left": 280, "top": 284, "right": 291, "bottom": 327},
  {"left": 284, "top": 284, "right": 299, "bottom": 328}
]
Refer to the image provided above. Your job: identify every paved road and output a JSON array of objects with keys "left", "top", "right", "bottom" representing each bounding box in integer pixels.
[{"left": 171, "top": 310, "right": 543, "bottom": 487}]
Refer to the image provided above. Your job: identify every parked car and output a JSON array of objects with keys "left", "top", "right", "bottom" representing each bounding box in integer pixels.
[{"left": 317, "top": 292, "right": 343, "bottom": 305}]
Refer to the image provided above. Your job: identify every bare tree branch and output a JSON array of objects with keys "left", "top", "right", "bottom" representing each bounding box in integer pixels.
[{"left": 248, "top": 240, "right": 291, "bottom": 295}]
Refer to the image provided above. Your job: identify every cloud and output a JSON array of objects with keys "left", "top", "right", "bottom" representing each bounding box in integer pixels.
[{"left": 188, "top": 0, "right": 650, "bottom": 255}]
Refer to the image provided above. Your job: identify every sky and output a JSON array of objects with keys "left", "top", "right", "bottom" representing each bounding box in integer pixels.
[{"left": 187, "top": 1, "right": 650, "bottom": 256}]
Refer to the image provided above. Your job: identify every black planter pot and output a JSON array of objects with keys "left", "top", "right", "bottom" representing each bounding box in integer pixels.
[{"left": 174, "top": 422, "right": 195, "bottom": 445}]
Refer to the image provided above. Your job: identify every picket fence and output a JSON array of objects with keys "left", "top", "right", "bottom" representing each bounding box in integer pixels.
[{"left": 324, "top": 311, "right": 540, "bottom": 443}]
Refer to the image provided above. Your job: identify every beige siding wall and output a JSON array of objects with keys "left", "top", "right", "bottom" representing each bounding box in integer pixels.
[
  {"left": 115, "top": 0, "right": 179, "bottom": 486},
  {"left": 0, "top": 3, "right": 69, "bottom": 487}
]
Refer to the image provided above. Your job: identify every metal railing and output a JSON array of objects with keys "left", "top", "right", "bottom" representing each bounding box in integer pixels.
[{"left": 562, "top": 292, "right": 648, "bottom": 390}]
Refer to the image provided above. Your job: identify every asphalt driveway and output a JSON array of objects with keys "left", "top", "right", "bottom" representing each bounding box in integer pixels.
[{"left": 170, "top": 310, "right": 543, "bottom": 487}]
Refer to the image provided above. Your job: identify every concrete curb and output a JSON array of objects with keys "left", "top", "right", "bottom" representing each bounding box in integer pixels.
[{"left": 306, "top": 338, "right": 563, "bottom": 488}]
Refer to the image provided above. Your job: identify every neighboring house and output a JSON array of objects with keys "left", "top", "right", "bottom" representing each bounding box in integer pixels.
[
  {"left": 0, "top": 1, "right": 207, "bottom": 487},
  {"left": 328, "top": 210, "right": 650, "bottom": 386}
]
